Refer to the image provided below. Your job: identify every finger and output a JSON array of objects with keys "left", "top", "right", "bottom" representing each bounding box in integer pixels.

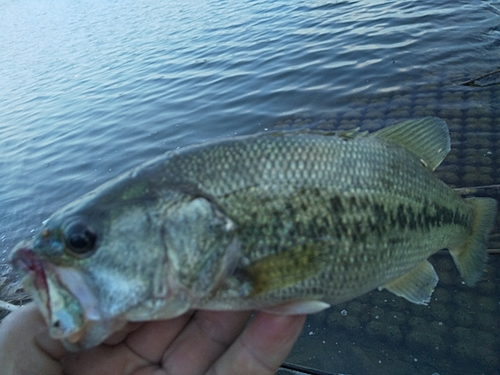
[
  {"left": 124, "top": 311, "right": 194, "bottom": 362},
  {"left": 160, "top": 310, "right": 253, "bottom": 375},
  {"left": 207, "top": 312, "right": 306, "bottom": 375},
  {"left": 61, "top": 311, "right": 195, "bottom": 375},
  {"left": 62, "top": 342, "right": 149, "bottom": 375},
  {"left": 0, "top": 303, "right": 66, "bottom": 375},
  {"left": 104, "top": 321, "right": 144, "bottom": 345}
]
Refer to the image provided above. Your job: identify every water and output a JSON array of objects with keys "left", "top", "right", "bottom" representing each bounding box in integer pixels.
[
  {"left": 1, "top": 0, "right": 499, "bottom": 252},
  {"left": 1, "top": 0, "right": 499, "bottom": 374}
]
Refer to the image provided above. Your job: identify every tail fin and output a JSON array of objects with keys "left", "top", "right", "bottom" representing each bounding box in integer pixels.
[{"left": 450, "top": 197, "right": 497, "bottom": 286}]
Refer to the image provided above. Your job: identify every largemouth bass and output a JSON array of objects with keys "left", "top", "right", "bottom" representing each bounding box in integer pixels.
[{"left": 10, "top": 117, "right": 497, "bottom": 350}]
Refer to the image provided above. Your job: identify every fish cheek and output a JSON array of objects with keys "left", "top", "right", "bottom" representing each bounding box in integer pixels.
[{"left": 89, "top": 205, "right": 175, "bottom": 315}]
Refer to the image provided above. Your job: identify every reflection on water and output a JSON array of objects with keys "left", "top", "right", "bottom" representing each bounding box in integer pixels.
[{"left": 1, "top": 0, "right": 499, "bottom": 374}]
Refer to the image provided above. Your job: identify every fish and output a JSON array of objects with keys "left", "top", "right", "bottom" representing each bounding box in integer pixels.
[{"left": 10, "top": 117, "right": 497, "bottom": 351}]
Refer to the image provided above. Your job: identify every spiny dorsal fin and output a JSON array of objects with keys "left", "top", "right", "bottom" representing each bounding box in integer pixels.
[
  {"left": 374, "top": 117, "right": 450, "bottom": 171},
  {"left": 338, "top": 128, "right": 369, "bottom": 140},
  {"left": 270, "top": 128, "right": 368, "bottom": 139}
]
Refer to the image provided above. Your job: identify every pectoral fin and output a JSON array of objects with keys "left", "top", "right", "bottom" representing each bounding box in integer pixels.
[
  {"left": 379, "top": 260, "right": 438, "bottom": 305},
  {"left": 245, "top": 242, "right": 329, "bottom": 297}
]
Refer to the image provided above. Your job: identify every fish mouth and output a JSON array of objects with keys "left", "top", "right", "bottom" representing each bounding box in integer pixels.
[
  {"left": 10, "top": 246, "right": 111, "bottom": 350},
  {"left": 10, "top": 246, "right": 52, "bottom": 318}
]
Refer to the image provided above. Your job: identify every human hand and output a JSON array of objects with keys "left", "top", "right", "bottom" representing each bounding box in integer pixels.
[{"left": 0, "top": 303, "right": 306, "bottom": 375}]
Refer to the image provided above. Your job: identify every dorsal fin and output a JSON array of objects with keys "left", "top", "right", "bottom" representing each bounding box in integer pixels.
[{"left": 374, "top": 117, "right": 450, "bottom": 171}]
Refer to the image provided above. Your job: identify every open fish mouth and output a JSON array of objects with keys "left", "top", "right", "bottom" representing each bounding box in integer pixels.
[
  {"left": 10, "top": 246, "right": 103, "bottom": 347},
  {"left": 10, "top": 247, "right": 52, "bottom": 317}
]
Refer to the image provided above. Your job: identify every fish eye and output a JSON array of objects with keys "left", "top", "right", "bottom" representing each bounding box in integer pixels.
[{"left": 64, "top": 222, "right": 97, "bottom": 256}]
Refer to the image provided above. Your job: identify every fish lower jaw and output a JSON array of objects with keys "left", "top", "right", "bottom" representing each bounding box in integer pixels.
[
  {"left": 58, "top": 318, "right": 129, "bottom": 351},
  {"left": 49, "top": 322, "right": 85, "bottom": 343}
]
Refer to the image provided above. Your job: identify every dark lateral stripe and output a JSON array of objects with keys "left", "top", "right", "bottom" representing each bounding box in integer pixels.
[
  {"left": 337, "top": 196, "right": 472, "bottom": 238},
  {"left": 240, "top": 193, "right": 472, "bottom": 247},
  {"left": 320, "top": 195, "right": 472, "bottom": 241}
]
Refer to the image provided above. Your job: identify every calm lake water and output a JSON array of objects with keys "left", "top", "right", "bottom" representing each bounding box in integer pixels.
[{"left": 1, "top": 0, "right": 499, "bottom": 374}]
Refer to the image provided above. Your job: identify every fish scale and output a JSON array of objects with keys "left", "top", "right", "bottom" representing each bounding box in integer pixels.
[
  {"left": 165, "top": 131, "right": 467, "bottom": 253},
  {"left": 145, "top": 123, "right": 490, "bottom": 309}
]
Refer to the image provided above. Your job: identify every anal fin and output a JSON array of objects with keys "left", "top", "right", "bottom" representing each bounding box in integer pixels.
[{"left": 379, "top": 260, "right": 438, "bottom": 305}]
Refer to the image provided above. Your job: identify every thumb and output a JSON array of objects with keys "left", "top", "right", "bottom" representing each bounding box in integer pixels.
[{"left": 0, "top": 303, "right": 67, "bottom": 375}]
